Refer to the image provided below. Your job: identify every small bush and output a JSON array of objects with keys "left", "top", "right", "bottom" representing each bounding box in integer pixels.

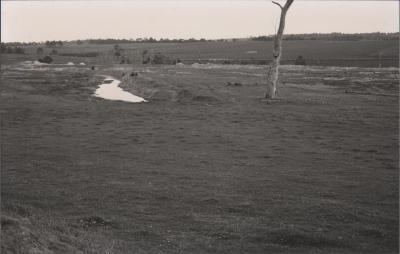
[
  {"left": 151, "top": 52, "right": 176, "bottom": 65},
  {"left": 38, "top": 56, "right": 53, "bottom": 64},
  {"left": 151, "top": 52, "right": 166, "bottom": 64}
]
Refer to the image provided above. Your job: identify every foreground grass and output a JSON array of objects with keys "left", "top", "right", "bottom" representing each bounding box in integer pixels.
[
  {"left": 1, "top": 57, "right": 398, "bottom": 253},
  {"left": 2, "top": 202, "right": 130, "bottom": 254}
]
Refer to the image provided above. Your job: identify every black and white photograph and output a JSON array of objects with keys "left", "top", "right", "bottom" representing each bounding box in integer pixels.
[{"left": 1, "top": 0, "right": 399, "bottom": 253}]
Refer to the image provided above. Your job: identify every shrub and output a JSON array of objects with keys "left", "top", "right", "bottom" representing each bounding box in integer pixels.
[
  {"left": 151, "top": 52, "right": 177, "bottom": 65},
  {"left": 38, "top": 56, "right": 53, "bottom": 64},
  {"left": 151, "top": 52, "right": 167, "bottom": 64}
]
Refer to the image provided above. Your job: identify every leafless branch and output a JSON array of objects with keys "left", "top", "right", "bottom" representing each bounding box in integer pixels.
[{"left": 272, "top": 1, "right": 283, "bottom": 10}]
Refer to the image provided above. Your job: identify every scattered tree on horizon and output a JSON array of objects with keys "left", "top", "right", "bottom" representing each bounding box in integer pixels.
[
  {"left": 45, "top": 40, "right": 63, "bottom": 47},
  {"left": 265, "top": 0, "right": 294, "bottom": 99}
]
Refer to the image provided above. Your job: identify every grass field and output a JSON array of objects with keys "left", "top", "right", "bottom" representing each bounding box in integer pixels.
[
  {"left": 1, "top": 47, "right": 399, "bottom": 253},
  {"left": 11, "top": 39, "right": 400, "bottom": 67}
]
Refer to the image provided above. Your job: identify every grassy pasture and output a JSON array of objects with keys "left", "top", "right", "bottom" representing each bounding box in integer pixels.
[
  {"left": 1, "top": 49, "right": 398, "bottom": 253},
  {"left": 16, "top": 39, "right": 400, "bottom": 67}
]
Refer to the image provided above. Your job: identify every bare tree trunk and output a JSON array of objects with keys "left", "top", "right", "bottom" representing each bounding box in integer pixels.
[{"left": 266, "top": 0, "right": 294, "bottom": 99}]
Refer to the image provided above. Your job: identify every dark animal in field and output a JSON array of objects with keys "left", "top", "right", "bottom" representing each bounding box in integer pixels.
[
  {"left": 130, "top": 72, "right": 138, "bottom": 77},
  {"left": 91, "top": 66, "right": 95, "bottom": 70}
]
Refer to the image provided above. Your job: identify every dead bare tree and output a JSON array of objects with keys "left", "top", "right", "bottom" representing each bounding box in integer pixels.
[{"left": 266, "top": 0, "right": 294, "bottom": 99}]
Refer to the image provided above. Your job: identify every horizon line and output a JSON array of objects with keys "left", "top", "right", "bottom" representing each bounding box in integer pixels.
[{"left": 3, "top": 31, "right": 399, "bottom": 44}]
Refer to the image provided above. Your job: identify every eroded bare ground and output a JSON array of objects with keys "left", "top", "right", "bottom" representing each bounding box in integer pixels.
[{"left": 1, "top": 62, "right": 398, "bottom": 253}]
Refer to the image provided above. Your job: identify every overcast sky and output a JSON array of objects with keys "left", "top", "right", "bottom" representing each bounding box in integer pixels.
[{"left": 1, "top": 0, "right": 398, "bottom": 42}]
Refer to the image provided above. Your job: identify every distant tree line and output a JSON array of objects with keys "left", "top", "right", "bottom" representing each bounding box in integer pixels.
[
  {"left": 2, "top": 42, "right": 40, "bottom": 46},
  {"left": 251, "top": 32, "right": 399, "bottom": 41},
  {"left": 86, "top": 37, "right": 214, "bottom": 44},
  {"left": 2, "top": 32, "right": 397, "bottom": 47},
  {"left": 1, "top": 43, "right": 25, "bottom": 54},
  {"left": 45, "top": 40, "right": 63, "bottom": 47}
]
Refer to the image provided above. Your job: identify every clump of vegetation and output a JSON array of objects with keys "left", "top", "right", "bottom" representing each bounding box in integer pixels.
[
  {"left": 226, "top": 82, "right": 242, "bottom": 87},
  {"left": 45, "top": 40, "right": 63, "bottom": 47},
  {"left": 151, "top": 52, "right": 174, "bottom": 65},
  {"left": 38, "top": 56, "right": 53, "bottom": 64},
  {"left": 141, "top": 50, "right": 177, "bottom": 65}
]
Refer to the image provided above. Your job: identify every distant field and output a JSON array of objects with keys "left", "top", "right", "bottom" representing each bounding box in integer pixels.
[{"left": 13, "top": 39, "right": 400, "bottom": 67}]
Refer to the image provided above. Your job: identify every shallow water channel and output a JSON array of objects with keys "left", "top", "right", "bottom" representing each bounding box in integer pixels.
[{"left": 95, "top": 76, "right": 146, "bottom": 103}]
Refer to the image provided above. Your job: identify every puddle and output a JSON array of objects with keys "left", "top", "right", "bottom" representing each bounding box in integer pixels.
[{"left": 95, "top": 76, "right": 147, "bottom": 103}]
